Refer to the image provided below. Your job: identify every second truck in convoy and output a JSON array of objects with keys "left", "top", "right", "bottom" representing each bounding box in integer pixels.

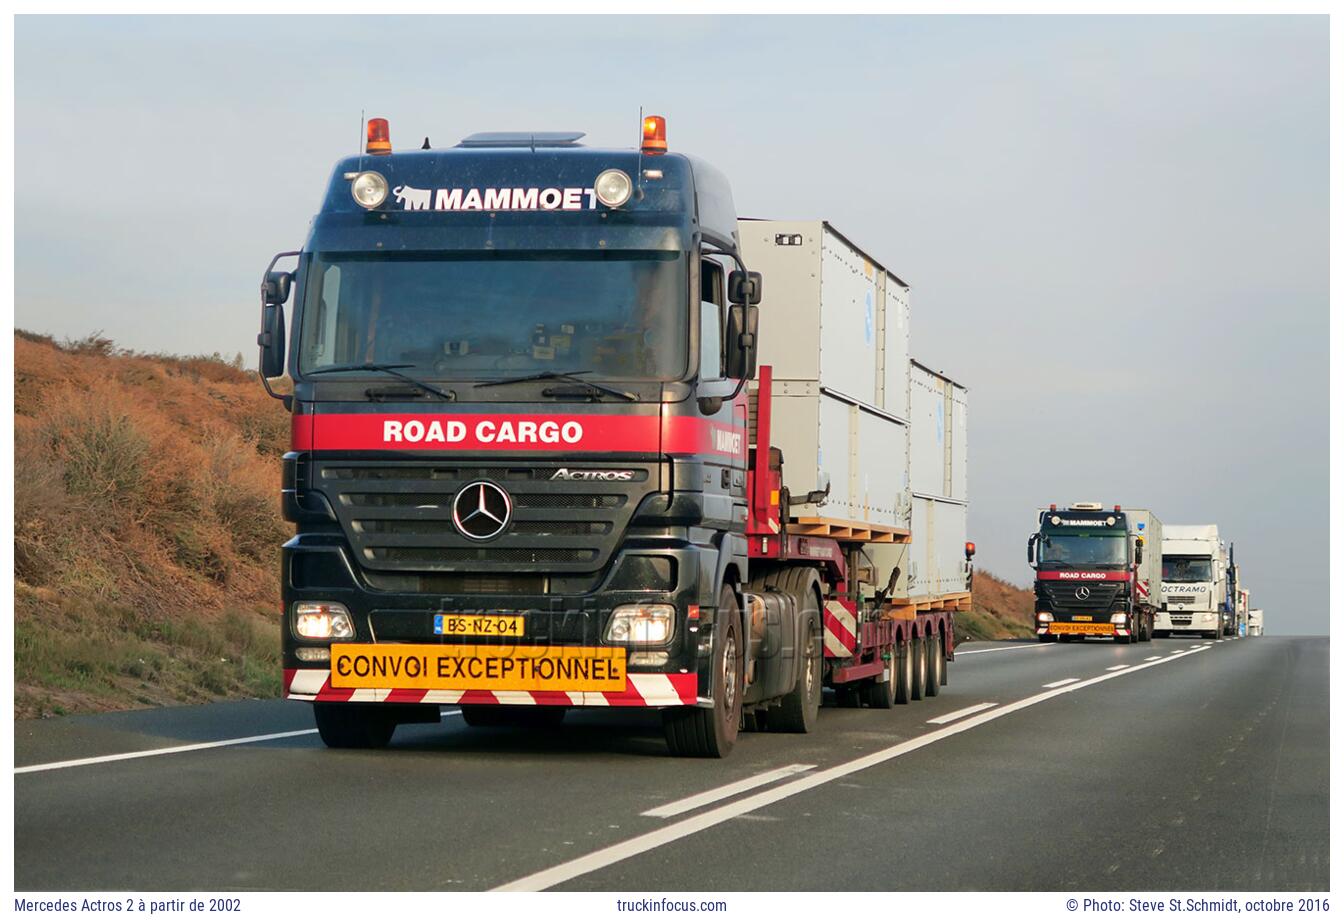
[
  {"left": 257, "top": 115, "right": 972, "bottom": 757},
  {"left": 1158, "top": 524, "right": 1224, "bottom": 639},
  {"left": 1029, "top": 504, "right": 1162, "bottom": 643}
]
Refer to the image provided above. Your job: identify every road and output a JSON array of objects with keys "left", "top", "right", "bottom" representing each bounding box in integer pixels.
[{"left": 14, "top": 635, "right": 1327, "bottom": 891}]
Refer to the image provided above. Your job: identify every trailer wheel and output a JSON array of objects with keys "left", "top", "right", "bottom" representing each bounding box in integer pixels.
[
  {"left": 1139, "top": 615, "right": 1153, "bottom": 643},
  {"left": 459, "top": 706, "right": 566, "bottom": 729},
  {"left": 765, "top": 568, "right": 824, "bottom": 734},
  {"left": 910, "top": 634, "right": 928, "bottom": 701},
  {"left": 663, "top": 586, "right": 743, "bottom": 757},
  {"left": 864, "top": 653, "right": 897, "bottom": 709},
  {"left": 894, "top": 634, "right": 917, "bottom": 704},
  {"left": 925, "top": 633, "right": 943, "bottom": 697},
  {"left": 313, "top": 703, "right": 396, "bottom": 749}
]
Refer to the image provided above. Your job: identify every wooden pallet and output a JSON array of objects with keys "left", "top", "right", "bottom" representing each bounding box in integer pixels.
[
  {"left": 788, "top": 516, "right": 912, "bottom": 544},
  {"left": 879, "top": 591, "right": 973, "bottom": 620}
]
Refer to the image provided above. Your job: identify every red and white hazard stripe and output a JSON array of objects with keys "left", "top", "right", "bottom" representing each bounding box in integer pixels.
[
  {"left": 1136, "top": 579, "right": 1150, "bottom": 599},
  {"left": 283, "top": 669, "right": 697, "bottom": 708},
  {"left": 822, "top": 599, "right": 858, "bottom": 659}
]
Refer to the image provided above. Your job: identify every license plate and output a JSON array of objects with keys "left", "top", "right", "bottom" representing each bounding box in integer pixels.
[
  {"left": 329, "top": 644, "right": 627, "bottom": 692},
  {"left": 1073, "top": 615, "right": 1093, "bottom": 622},
  {"left": 434, "top": 614, "right": 524, "bottom": 637},
  {"left": 1049, "top": 622, "right": 1115, "bottom": 636}
]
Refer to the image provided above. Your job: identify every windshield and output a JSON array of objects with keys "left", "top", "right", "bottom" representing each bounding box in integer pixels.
[
  {"left": 1038, "top": 532, "right": 1126, "bottom": 567},
  {"left": 1163, "top": 556, "right": 1213, "bottom": 583},
  {"left": 298, "top": 251, "right": 688, "bottom": 381}
]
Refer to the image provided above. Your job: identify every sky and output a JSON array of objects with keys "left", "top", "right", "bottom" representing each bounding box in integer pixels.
[{"left": 14, "top": 15, "right": 1329, "bottom": 634}]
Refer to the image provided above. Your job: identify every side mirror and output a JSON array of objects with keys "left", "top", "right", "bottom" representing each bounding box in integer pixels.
[
  {"left": 728, "top": 270, "right": 763, "bottom": 306},
  {"left": 1027, "top": 533, "right": 1038, "bottom": 567},
  {"left": 263, "top": 271, "right": 293, "bottom": 306},
  {"left": 258, "top": 302, "right": 287, "bottom": 379},
  {"left": 725, "top": 303, "right": 759, "bottom": 380}
]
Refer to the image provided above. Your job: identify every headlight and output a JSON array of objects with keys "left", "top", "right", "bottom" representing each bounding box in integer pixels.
[
  {"left": 605, "top": 603, "right": 675, "bottom": 645},
  {"left": 1036, "top": 612, "right": 1053, "bottom": 622},
  {"left": 294, "top": 602, "right": 356, "bottom": 640},
  {"left": 1110, "top": 613, "right": 1127, "bottom": 625},
  {"left": 594, "top": 169, "right": 633, "bottom": 208},
  {"left": 350, "top": 171, "right": 389, "bottom": 209}
]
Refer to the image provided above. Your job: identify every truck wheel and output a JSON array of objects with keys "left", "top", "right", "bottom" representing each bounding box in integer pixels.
[
  {"left": 925, "top": 634, "right": 943, "bottom": 697},
  {"left": 766, "top": 568, "right": 824, "bottom": 734},
  {"left": 313, "top": 703, "right": 396, "bottom": 749},
  {"left": 910, "top": 634, "right": 927, "bottom": 701},
  {"left": 894, "top": 634, "right": 917, "bottom": 704},
  {"left": 459, "top": 706, "right": 566, "bottom": 728},
  {"left": 1038, "top": 634, "right": 1056, "bottom": 643},
  {"left": 1202, "top": 630, "right": 1218, "bottom": 640},
  {"left": 663, "top": 586, "right": 743, "bottom": 757},
  {"left": 1140, "top": 616, "right": 1153, "bottom": 642},
  {"left": 864, "top": 653, "right": 897, "bottom": 709}
]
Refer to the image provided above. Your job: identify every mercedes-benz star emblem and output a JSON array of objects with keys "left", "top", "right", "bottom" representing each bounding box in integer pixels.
[
  {"left": 1075, "top": 586, "right": 1091, "bottom": 600},
  {"left": 452, "top": 481, "right": 512, "bottom": 541}
]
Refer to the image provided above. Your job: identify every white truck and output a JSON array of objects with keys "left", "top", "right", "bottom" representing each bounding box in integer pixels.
[
  {"left": 1158, "top": 525, "right": 1224, "bottom": 639},
  {"left": 1248, "top": 609, "right": 1264, "bottom": 636}
]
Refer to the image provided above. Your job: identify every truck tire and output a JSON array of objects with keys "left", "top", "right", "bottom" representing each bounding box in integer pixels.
[
  {"left": 459, "top": 706, "right": 566, "bottom": 729},
  {"left": 894, "top": 634, "right": 917, "bottom": 704},
  {"left": 925, "top": 633, "right": 943, "bottom": 697},
  {"left": 1038, "top": 634, "right": 1056, "bottom": 643},
  {"left": 1202, "top": 630, "right": 1218, "bottom": 640},
  {"left": 663, "top": 585, "right": 744, "bottom": 757},
  {"left": 1139, "top": 615, "right": 1153, "bottom": 642},
  {"left": 759, "top": 567, "right": 824, "bottom": 734},
  {"left": 864, "top": 652, "right": 897, "bottom": 709},
  {"left": 313, "top": 703, "right": 396, "bottom": 749},
  {"left": 910, "top": 634, "right": 927, "bottom": 701}
]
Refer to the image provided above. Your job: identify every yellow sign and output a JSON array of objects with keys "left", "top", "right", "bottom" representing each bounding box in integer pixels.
[
  {"left": 1073, "top": 615, "right": 1093, "bottom": 622},
  {"left": 1049, "top": 622, "right": 1115, "bottom": 636},
  {"left": 330, "top": 644, "right": 627, "bottom": 692},
  {"left": 436, "top": 614, "right": 524, "bottom": 638}
]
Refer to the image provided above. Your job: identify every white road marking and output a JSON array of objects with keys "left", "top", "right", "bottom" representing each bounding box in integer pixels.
[
  {"left": 16, "top": 709, "right": 463, "bottom": 775},
  {"left": 641, "top": 763, "right": 815, "bottom": 818},
  {"left": 1105, "top": 665, "right": 1129, "bottom": 671},
  {"left": 495, "top": 647, "right": 1211, "bottom": 891},
  {"left": 1042, "top": 678, "right": 1080, "bottom": 689},
  {"left": 956, "top": 644, "right": 1054, "bottom": 656},
  {"left": 926, "top": 702, "right": 998, "bottom": 724},
  {"left": 1144, "top": 656, "right": 1161, "bottom": 662}
]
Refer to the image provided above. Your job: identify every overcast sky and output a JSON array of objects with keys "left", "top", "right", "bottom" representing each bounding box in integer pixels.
[{"left": 14, "top": 15, "right": 1328, "bottom": 634}]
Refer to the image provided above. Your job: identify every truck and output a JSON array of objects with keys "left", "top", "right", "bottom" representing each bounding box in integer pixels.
[
  {"left": 1158, "top": 524, "right": 1224, "bottom": 639},
  {"left": 256, "top": 115, "right": 969, "bottom": 757},
  {"left": 1028, "top": 503, "right": 1161, "bottom": 643},
  {"left": 1247, "top": 609, "right": 1264, "bottom": 636}
]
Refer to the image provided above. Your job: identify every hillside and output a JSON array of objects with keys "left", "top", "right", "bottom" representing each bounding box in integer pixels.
[
  {"left": 956, "top": 570, "right": 1035, "bottom": 642},
  {"left": 14, "top": 332, "right": 291, "bottom": 718},
  {"left": 13, "top": 331, "right": 1035, "bottom": 717}
]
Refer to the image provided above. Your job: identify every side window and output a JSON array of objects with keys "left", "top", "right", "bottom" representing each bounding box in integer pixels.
[{"left": 699, "top": 258, "right": 726, "bottom": 381}]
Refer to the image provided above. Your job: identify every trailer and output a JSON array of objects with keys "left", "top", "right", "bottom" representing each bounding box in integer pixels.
[
  {"left": 260, "top": 116, "right": 970, "bottom": 758},
  {"left": 1247, "top": 609, "right": 1264, "bottom": 636}
]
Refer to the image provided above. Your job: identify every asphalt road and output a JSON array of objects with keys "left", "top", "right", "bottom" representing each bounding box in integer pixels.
[{"left": 14, "top": 635, "right": 1327, "bottom": 891}]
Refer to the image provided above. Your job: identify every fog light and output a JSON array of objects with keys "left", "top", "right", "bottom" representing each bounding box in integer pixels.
[
  {"left": 629, "top": 651, "right": 670, "bottom": 667},
  {"left": 350, "top": 171, "right": 389, "bottom": 209},
  {"left": 294, "top": 602, "right": 355, "bottom": 639},
  {"left": 594, "top": 168, "right": 633, "bottom": 208},
  {"left": 606, "top": 604, "right": 675, "bottom": 646},
  {"left": 295, "top": 647, "right": 331, "bottom": 662}
]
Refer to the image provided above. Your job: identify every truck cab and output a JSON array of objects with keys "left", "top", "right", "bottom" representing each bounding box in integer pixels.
[{"left": 1028, "top": 503, "right": 1155, "bottom": 644}]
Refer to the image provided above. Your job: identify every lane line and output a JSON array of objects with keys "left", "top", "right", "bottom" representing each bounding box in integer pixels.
[
  {"left": 1105, "top": 665, "right": 1129, "bottom": 672},
  {"left": 17, "top": 709, "right": 464, "bottom": 775},
  {"left": 956, "top": 644, "right": 1055, "bottom": 656},
  {"left": 926, "top": 702, "right": 997, "bottom": 725},
  {"left": 1144, "top": 656, "right": 1161, "bottom": 662},
  {"left": 641, "top": 763, "right": 815, "bottom": 818},
  {"left": 1042, "top": 678, "right": 1079, "bottom": 689},
  {"left": 494, "top": 647, "right": 1210, "bottom": 891}
]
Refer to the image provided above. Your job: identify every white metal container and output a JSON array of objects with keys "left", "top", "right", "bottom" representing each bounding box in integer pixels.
[
  {"left": 907, "top": 496, "right": 970, "bottom": 597},
  {"left": 741, "top": 219, "right": 913, "bottom": 528},
  {"left": 910, "top": 361, "right": 969, "bottom": 502},
  {"left": 1123, "top": 508, "right": 1163, "bottom": 607}
]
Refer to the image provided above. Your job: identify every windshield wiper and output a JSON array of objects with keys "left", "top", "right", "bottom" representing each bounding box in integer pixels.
[
  {"left": 306, "top": 363, "right": 455, "bottom": 401},
  {"left": 474, "top": 370, "right": 636, "bottom": 402}
]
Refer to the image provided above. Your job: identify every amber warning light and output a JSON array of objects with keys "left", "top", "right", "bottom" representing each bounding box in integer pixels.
[
  {"left": 367, "top": 117, "right": 392, "bottom": 155},
  {"left": 641, "top": 115, "right": 667, "bottom": 154},
  {"left": 965, "top": 541, "right": 977, "bottom": 559}
]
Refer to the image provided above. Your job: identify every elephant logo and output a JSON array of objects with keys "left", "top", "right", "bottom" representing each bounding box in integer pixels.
[{"left": 393, "top": 185, "right": 432, "bottom": 210}]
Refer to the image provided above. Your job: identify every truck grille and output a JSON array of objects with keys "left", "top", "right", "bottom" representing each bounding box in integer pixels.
[
  {"left": 1041, "top": 582, "right": 1123, "bottom": 609},
  {"left": 313, "top": 460, "right": 654, "bottom": 578},
  {"left": 1166, "top": 596, "right": 1196, "bottom": 606}
]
